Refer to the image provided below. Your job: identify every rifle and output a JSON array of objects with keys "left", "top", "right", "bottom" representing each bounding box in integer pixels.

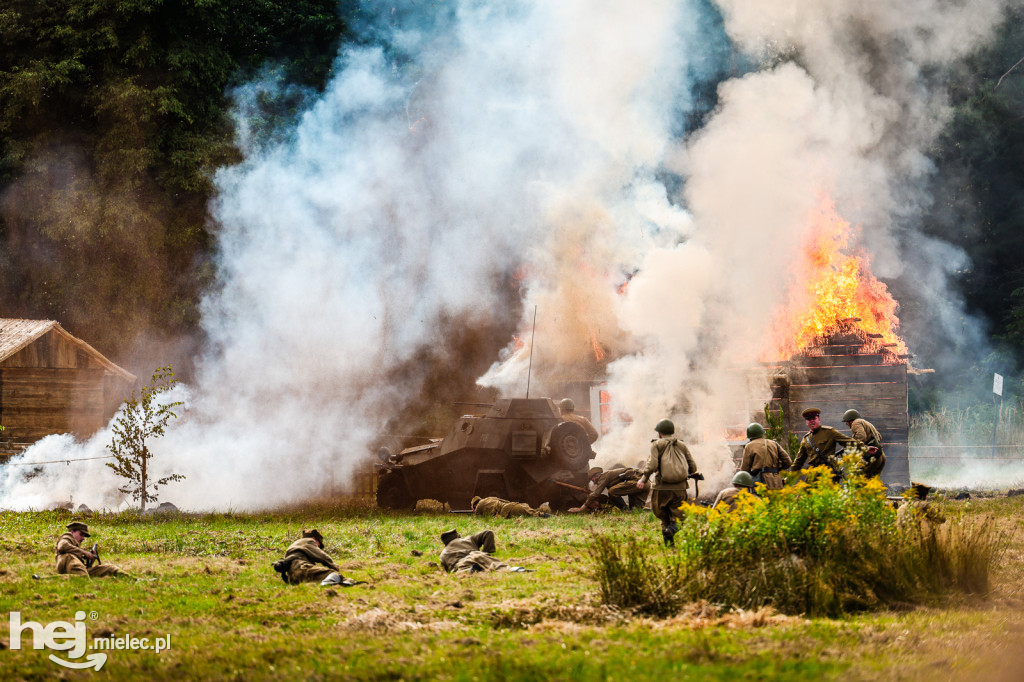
[
  {"left": 689, "top": 472, "right": 703, "bottom": 499},
  {"left": 84, "top": 543, "right": 100, "bottom": 568},
  {"left": 448, "top": 509, "right": 475, "bottom": 514},
  {"left": 549, "top": 479, "right": 588, "bottom": 494}
]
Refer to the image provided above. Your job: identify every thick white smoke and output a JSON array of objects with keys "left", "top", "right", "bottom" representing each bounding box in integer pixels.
[{"left": 0, "top": 0, "right": 1015, "bottom": 509}]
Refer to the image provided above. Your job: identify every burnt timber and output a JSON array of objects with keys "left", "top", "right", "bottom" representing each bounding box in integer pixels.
[{"left": 0, "top": 319, "right": 136, "bottom": 448}]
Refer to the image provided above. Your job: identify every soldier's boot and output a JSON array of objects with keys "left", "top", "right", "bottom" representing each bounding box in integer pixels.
[
  {"left": 661, "top": 523, "right": 678, "bottom": 547},
  {"left": 611, "top": 496, "right": 628, "bottom": 511}
]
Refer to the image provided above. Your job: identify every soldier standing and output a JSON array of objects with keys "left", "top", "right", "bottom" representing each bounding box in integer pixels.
[
  {"left": 55, "top": 522, "right": 123, "bottom": 578},
  {"left": 740, "top": 423, "right": 792, "bottom": 489},
  {"left": 635, "top": 419, "right": 699, "bottom": 547},
  {"left": 712, "top": 471, "right": 757, "bottom": 512},
  {"left": 843, "top": 409, "right": 887, "bottom": 478},
  {"left": 791, "top": 408, "right": 857, "bottom": 478},
  {"left": 471, "top": 496, "right": 549, "bottom": 518},
  {"left": 439, "top": 529, "right": 530, "bottom": 574},
  {"left": 568, "top": 466, "right": 645, "bottom": 512},
  {"left": 558, "top": 398, "right": 599, "bottom": 444},
  {"left": 273, "top": 529, "right": 361, "bottom": 586}
]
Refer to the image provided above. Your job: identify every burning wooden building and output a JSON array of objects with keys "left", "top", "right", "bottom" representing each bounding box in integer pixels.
[
  {"left": 0, "top": 319, "right": 136, "bottom": 448},
  {"left": 765, "top": 321, "right": 910, "bottom": 487}
]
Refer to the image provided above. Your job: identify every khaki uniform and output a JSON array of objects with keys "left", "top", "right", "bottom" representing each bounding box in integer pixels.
[
  {"left": 582, "top": 468, "right": 644, "bottom": 510},
  {"left": 712, "top": 486, "right": 751, "bottom": 512},
  {"left": 278, "top": 537, "right": 342, "bottom": 585},
  {"left": 55, "top": 533, "right": 121, "bottom": 578},
  {"left": 741, "top": 437, "right": 792, "bottom": 489},
  {"left": 791, "top": 426, "right": 856, "bottom": 473},
  {"left": 561, "top": 411, "right": 599, "bottom": 444},
  {"left": 849, "top": 417, "right": 886, "bottom": 478},
  {"left": 641, "top": 437, "right": 698, "bottom": 539},
  {"left": 440, "top": 530, "right": 510, "bottom": 574},
  {"left": 473, "top": 497, "right": 547, "bottom": 518}
]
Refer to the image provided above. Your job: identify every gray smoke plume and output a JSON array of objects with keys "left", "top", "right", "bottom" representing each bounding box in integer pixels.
[{"left": 0, "top": 0, "right": 1015, "bottom": 509}]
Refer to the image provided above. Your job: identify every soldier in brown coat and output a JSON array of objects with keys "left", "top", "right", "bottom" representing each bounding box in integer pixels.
[
  {"left": 471, "top": 496, "right": 549, "bottom": 518},
  {"left": 791, "top": 408, "right": 856, "bottom": 478},
  {"left": 55, "top": 522, "right": 123, "bottom": 578},
  {"left": 740, "top": 423, "right": 792, "bottom": 489},
  {"left": 636, "top": 419, "right": 699, "bottom": 546},
  {"left": 558, "top": 398, "right": 599, "bottom": 444},
  {"left": 843, "top": 409, "right": 887, "bottom": 478},
  {"left": 273, "top": 529, "right": 361, "bottom": 586},
  {"left": 439, "top": 529, "right": 530, "bottom": 574},
  {"left": 712, "top": 471, "right": 756, "bottom": 512},
  {"left": 569, "top": 466, "right": 645, "bottom": 512}
]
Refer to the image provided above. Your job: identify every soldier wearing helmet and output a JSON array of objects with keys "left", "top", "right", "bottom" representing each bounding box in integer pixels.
[
  {"left": 568, "top": 465, "right": 645, "bottom": 512},
  {"left": 843, "top": 409, "right": 886, "bottom": 478},
  {"left": 558, "top": 398, "right": 599, "bottom": 444},
  {"left": 791, "top": 408, "right": 856, "bottom": 478},
  {"left": 636, "top": 418, "right": 699, "bottom": 546},
  {"left": 712, "top": 471, "right": 757, "bottom": 512},
  {"left": 740, "top": 422, "right": 791, "bottom": 489}
]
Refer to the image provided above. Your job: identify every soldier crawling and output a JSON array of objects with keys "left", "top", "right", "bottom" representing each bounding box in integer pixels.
[
  {"left": 273, "top": 529, "right": 363, "bottom": 587},
  {"left": 55, "top": 522, "right": 123, "bottom": 578},
  {"left": 439, "top": 528, "right": 531, "bottom": 574},
  {"left": 471, "top": 496, "right": 550, "bottom": 518}
]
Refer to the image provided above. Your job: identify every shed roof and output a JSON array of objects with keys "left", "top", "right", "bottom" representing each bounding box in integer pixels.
[{"left": 0, "top": 319, "right": 136, "bottom": 382}]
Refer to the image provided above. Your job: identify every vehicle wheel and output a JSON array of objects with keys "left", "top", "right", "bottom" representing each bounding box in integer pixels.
[
  {"left": 376, "top": 474, "right": 415, "bottom": 510},
  {"left": 548, "top": 422, "right": 594, "bottom": 469}
]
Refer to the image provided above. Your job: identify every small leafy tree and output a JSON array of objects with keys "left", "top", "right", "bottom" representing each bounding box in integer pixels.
[
  {"left": 106, "top": 366, "right": 185, "bottom": 511},
  {"left": 764, "top": 402, "right": 800, "bottom": 459}
]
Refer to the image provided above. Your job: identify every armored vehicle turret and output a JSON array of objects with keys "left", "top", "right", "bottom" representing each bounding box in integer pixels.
[{"left": 376, "top": 398, "right": 596, "bottom": 510}]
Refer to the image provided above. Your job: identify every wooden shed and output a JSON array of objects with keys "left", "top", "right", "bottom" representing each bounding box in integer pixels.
[{"left": 0, "top": 319, "right": 136, "bottom": 445}]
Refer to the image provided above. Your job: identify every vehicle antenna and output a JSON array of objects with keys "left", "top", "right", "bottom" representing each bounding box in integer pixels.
[{"left": 526, "top": 305, "right": 537, "bottom": 398}]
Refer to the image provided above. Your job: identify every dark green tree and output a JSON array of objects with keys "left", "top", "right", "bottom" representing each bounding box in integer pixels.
[{"left": 0, "top": 1, "right": 352, "bottom": 369}]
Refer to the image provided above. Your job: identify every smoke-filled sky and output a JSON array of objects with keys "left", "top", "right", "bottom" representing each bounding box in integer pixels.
[{"left": 2, "top": 0, "right": 1020, "bottom": 510}]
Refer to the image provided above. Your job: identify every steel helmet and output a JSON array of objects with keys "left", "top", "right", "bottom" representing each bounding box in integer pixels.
[
  {"left": 746, "top": 423, "right": 765, "bottom": 439},
  {"left": 654, "top": 419, "right": 675, "bottom": 435},
  {"left": 732, "top": 471, "right": 755, "bottom": 488},
  {"left": 559, "top": 398, "right": 575, "bottom": 411},
  {"left": 842, "top": 409, "right": 861, "bottom": 422}
]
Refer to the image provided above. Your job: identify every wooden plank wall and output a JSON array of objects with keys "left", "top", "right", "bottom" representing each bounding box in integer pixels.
[
  {"left": 0, "top": 330, "right": 134, "bottom": 444},
  {"left": 781, "top": 346, "right": 910, "bottom": 487}
]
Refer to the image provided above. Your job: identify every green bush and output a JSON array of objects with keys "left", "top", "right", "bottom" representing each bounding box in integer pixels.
[{"left": 589, "top": 464, "right": 1006, "bottom": 617}]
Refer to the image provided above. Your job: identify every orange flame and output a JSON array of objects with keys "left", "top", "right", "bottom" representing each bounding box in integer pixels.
[
  {"left": 588, "top": 326, "right": 606, "bottom": 362},
  {"left": 768, "top": 197, "right": 908, "bottom": 359}
]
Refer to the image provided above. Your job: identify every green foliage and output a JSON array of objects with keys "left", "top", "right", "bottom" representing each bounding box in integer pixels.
[
  {"left": 590, "top": 465, "right": 1006, "bottom": 617},
  {"left": 106, "top": 365, "right": 185, "bottom": 510},
  {"left": 764, "top": 402, "right": 800, "bottom": 459}
]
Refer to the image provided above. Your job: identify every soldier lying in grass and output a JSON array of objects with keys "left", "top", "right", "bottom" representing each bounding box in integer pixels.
[
  {"left": 55, "top": 522, "right": 125, "bottom": 578},
  {"left": 273, "top": 529, "right": 364, "bottom": 587},
  {"left": 439, "top": 529, "right": 531, "bottom": 574},
  {"left": 471, "top": 496, "right": 549, "bottom": 518}
]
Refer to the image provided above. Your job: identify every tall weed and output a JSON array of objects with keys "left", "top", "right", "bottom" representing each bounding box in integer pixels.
[{"left": 589, "top": 464, "right": 1007, "bottom": 617}]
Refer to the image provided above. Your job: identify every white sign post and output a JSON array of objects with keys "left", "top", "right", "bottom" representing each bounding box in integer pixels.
[{"left": 992, "top": 373, "right": 1004, "bottom": 454}]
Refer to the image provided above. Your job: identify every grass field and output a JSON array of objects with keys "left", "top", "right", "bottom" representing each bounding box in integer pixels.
[{"left": 2, "top": 495, "right": 1023, "bottom": 681}]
